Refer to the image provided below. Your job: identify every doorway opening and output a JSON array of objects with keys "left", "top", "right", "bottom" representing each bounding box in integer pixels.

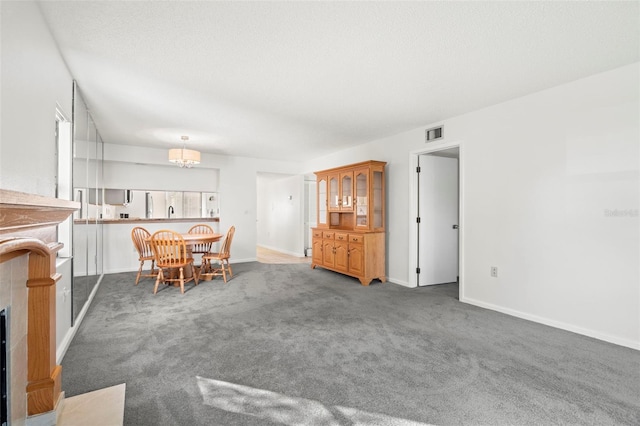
[
  {"left": 410, "top": 143, "right": 463, "bottom": 298},
  {"left": 255, "top": 173, "right": 313, "bottom": 264}
]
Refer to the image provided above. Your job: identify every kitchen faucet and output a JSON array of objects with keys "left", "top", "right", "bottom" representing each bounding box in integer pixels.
[{"left": 168, "top": 205, "right": 174, "bottom": 218}]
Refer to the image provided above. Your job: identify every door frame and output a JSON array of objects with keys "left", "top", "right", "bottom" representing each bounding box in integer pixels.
[{"left": 408, "top": 140, "right": 465, "bottom": 296}]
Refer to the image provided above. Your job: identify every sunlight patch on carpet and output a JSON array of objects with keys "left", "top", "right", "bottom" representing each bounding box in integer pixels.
[{"left": 197, "top": 376, "right": 432, "bottom": 426}]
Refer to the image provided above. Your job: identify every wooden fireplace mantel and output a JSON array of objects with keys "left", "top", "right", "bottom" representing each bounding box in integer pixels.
[
  {"left": 0, "top": 189, "right": 79, "bottom": 416},
  {"left": 0, "top": 188, "right": 79, "bottom": 242}
]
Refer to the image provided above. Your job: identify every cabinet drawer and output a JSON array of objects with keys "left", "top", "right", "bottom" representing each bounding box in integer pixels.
[
  {"left": 323, "top": 231, "right": 335, "bottom": 240},
  {"left": 334, "top": 232, "right": 349, "bottom": 242},
  {"left": 348, "top": 234, "right": 364, "bottom": 244},
  {"left": 312, "top": 230, "right": 323, "bottom": 239}
]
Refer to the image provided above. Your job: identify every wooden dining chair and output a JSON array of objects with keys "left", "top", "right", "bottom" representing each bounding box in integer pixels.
[
  {"left": 150, "top": 230, "right": 199, "bottom": 294},
  {"left": 131, "top": 227, "right": 156, "bottom": 285},
  {"left": 202, "top": 226, "right": 235, "bottom": 283},
  {"left": 188, "top": 223, "right": 215, "bottom": 271}
]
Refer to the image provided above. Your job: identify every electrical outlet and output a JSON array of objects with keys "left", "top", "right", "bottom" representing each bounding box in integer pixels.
[{"left": 491, "top": 266, "right": 498, "bottom": 277}]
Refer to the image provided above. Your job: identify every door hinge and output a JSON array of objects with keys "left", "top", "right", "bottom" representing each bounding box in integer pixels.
[
  {"left": 416, "top": 217, "right": 421, "bottom": 223},
  {"left": 416, "top": 166, "right": 421, "bottom": 173},
  {"left": 416, "top": 267, "right": 421, "bottom": 274}
]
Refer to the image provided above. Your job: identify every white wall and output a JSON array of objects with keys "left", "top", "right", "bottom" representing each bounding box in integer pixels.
[
  {"left": 304, "top": 63, "right": 639, "bottom": 349},
  {"left": 0, "top": 1, "right": 73, "bottom": 195},
  {"left": 102, "top": 160, "right": 219, "bottom": 192},
  {"left": 456, "top": 63, "right": 639, "bottom": 349},
  {"left": 0, "top": 1, "right": 79, "bottom": 364},
  {"left": 257, "top": 174, "right": 305, "bottom": 257}
]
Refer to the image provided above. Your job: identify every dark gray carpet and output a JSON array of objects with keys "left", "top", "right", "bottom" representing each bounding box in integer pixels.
[{"left": 61, "top": 262, "right": 640, "bottom": 425}]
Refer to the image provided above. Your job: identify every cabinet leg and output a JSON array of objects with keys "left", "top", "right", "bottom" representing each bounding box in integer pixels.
[
  {"left": 311, "top": 263, "right": 317, "bottom": 269},
  {"left": 359, "top": 278, "right": 371, "bottom": 286}
]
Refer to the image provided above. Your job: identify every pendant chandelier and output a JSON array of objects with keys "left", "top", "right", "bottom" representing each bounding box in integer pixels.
[{"left": 168, "top": 135, "right": 200, "bottom": 168}]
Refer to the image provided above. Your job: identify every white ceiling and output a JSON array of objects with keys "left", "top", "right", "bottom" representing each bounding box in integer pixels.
[{"left": 38, "top": 1, "right": 639, "bottom": 162}]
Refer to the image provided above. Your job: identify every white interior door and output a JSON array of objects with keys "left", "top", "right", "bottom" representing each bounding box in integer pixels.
[{"left": 418, "top": 154, "right": 459, "bottom": 286}]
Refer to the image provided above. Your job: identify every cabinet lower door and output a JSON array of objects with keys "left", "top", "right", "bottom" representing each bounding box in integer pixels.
[
  {"left": 334, "top": 241, "right": 349, "bottom": 273},
  {"left": 348, "top": 243, "right": 364, "bottom": 276},
  {"left": 323, "top": 240, "right": 335, "bottom": 267},
  {"left": 312, "top": 238, "right": 323, "bottom": 264}
]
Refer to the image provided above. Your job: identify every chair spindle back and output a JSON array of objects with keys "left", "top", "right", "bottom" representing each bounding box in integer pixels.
[
  {"left": 187, "top": 224, "right": 215, "bottom": 254},
  {"left": 150, "top": 230, "right": 189, "bottom": 268}
]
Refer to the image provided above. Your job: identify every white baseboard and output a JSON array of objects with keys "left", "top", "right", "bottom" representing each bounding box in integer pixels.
[
  {"left": 386, "top": 277, "right": 411, "bottom": 287},
  {"left": 461, "top": 296, "right": 640, "bottom": 351},
  {"left": 57, "top": 327, "right": 75, "bottom": 364}
]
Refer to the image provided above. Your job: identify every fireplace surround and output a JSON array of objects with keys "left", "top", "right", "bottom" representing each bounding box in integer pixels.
[{"left": 0, "top": 189, "right": 78, "bottom": 424}]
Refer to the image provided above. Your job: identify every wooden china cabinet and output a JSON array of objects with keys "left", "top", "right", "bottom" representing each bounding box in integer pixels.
[{"left": 311, "top": 160, "right": 386, "bottom": 286}]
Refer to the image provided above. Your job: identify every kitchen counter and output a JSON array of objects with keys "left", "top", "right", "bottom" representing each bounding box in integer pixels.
[{"left": 74, "top": 217, "right": 220, "bottom": 225}]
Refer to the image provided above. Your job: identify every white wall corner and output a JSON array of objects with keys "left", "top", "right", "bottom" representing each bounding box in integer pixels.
[{"left": 386, "top": 277, "right": 412, "bottom": 288}]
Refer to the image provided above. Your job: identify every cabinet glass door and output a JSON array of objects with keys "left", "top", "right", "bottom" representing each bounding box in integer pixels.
[
  {"left": 318, "top": 178, "right": 327, "bottom": 225},
  {"left": 373, "top": 170, "right": 383, "bottom": 229},
  {"left": 355, "top": 170, "right": 368, "bottom": 228},
  {"left": 341, "top": 172, "right": 353, "bottom": 210},
  {"left": 329, "top": 174, "right": 339, "bottom": 210}
]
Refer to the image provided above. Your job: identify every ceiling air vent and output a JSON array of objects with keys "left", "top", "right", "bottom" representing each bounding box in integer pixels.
[{"left": 425, "top": 126, "right": 443, "bottom": 142}]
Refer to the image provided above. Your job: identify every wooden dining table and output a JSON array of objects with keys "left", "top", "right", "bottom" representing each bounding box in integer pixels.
[
  {"left": 145, "top": 232, "right": 223, "bottom": 245},
  {"left": 180, "top": 232, "right": 223, "bottom": 245},
  {"left": 147, "top": 232, "right": 223, "bottom": 284}
]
